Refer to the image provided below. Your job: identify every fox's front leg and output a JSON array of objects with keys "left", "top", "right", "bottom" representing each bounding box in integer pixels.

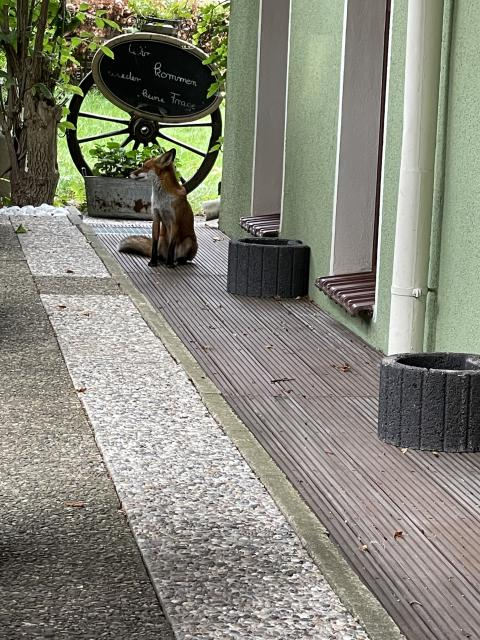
[
  {"left": 166, "top": 241, "right": 176, "bottom": 268},
  {"left": 149, "top": 211, "right": 161, "bottom": 267},
  {"left": 165, "top": 223, "right": 178, "bottom": 268}
]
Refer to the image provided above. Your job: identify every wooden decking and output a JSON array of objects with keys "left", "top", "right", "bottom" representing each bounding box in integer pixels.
[{"left": 97, "top": 221, "right": 480, "bottom": 640}]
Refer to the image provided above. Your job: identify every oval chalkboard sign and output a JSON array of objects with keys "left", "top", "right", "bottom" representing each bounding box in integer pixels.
[{"left": 92, "top": 33, "right": 222, "bottom": 123}]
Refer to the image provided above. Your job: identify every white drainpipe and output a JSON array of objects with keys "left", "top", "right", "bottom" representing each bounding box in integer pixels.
[{"left": 387, "top": 0, "right": 444, "bottom": 354}]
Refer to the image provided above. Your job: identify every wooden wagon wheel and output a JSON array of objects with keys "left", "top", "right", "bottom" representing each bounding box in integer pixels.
[{"left": 66, "top": 71, "right": 222, "bottom": 193}]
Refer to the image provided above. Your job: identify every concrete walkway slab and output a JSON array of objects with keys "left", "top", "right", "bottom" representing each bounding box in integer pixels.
[{"left": 0, "top": 215, "right": 174, "bottom": 640}]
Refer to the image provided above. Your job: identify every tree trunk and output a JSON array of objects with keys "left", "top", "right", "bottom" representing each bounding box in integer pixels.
[{"left": 9, "top": 98, "right": 61, "bottom": 207}]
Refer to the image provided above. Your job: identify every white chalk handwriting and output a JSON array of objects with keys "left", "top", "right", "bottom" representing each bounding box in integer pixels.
[
  {"left": 107, "top": 70, "right": 141, "bottom": 83},
  {"left": 128, "top": 43, "right": 151, "bottom": 57},
  {"left": 153, "top": 62, "right": 197, "bottom": 87},
  {"left": 170, "top": 92, "right": 196, "bottom": 111},
  {"left": 141, "top": 88, "right": 165, "bottom": 103}
]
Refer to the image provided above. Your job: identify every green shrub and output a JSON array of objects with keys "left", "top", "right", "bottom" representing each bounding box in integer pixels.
[{"left": 89, "top": 141, "right": 167, "bottom": 177}]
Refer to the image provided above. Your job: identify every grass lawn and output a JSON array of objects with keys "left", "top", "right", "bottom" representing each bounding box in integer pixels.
[{"left": 57, "top": 88, "right": 223, "bottom": 214}]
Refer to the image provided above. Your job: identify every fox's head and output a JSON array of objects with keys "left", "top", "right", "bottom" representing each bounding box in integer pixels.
[{"left": 130, "top": 148, "right": 176, "bottom": 181}]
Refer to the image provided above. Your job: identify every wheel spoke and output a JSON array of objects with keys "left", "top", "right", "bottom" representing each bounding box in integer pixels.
[
  {"left": 121, "top": 136, "right": 133, "bottom": 148},
  {"left": 132, "top": 140, "right": 141, "bottom": 150},
  {"left": 78, "top": 111, "right": 130, "bottom": 125},
  {"left": 160, "top": 122, "right": 212, "bottom": 128},
  {"left": 157, "top": 132, "right": 206, "bottom": 157},
  {"left": 78, "top": 128, "right": 130, "bottom": 144}
]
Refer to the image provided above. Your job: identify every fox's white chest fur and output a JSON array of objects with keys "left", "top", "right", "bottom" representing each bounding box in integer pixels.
[{"left": 151, "top": 175, "right": 175, "bottom": 224}]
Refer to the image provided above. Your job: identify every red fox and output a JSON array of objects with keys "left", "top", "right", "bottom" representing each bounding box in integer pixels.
[{"left": 118, "top": 149, "right": 198, "bottom": 268}]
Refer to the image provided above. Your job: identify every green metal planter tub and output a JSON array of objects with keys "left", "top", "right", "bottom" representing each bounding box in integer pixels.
[{"left": 84, "top": 176, "right": 152, "bottom": 220}]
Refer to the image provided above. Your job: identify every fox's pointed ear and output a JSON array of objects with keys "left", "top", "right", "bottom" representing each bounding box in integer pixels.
[
  {"left": 164, "top": 149, "right": 176, "bottom": 164},
  {"left": 156, "top": 149, "right": 176, "bottom": 168}
]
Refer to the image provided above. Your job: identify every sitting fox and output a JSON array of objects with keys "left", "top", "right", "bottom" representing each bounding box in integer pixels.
[{"left": 118, "top": 149, "right": 198, "bottom": 268}]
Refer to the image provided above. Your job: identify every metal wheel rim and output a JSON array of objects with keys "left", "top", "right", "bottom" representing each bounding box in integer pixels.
[{"left": 66, "top": 72, "right": 222, "bottom": 194}]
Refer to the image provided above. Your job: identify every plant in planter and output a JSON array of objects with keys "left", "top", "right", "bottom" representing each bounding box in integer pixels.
[{"left": 84, "top": 141, "right": 166, "bottom": 219}]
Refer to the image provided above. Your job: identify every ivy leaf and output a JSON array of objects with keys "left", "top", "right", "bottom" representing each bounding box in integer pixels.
[
  {"left": 79, "top": 2, "right": 90, "bottom": 10},
  {"left": 64, "top": 84, "right": 84, "bottom": 97},
  {"left": 58, "top": 121, "right": 76, "bottom": 132},
  {"left": 206, "top": 82, "right": 219, "bottom": 99},
  {"left": 31, "top": 83, "right": 54, "bottom": 100},
  {"left": 95, "top": 17, "right": 105, "bottom": 29},
  {"left": 100, "top": 45, "right": 114, "bottom": 59},
  {"left": 103, "top": 18, "right": 120, "bottom": 30},
  {"left": 203, "top": 53, "right": 216, "bottom": 65},
  {"left": 15, "top": 224, "right": 28, "bottom": 234}
]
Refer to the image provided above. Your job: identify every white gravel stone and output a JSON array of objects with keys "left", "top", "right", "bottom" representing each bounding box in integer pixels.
[
  {"left": 42, "top": 293, "right": 371, "bottom": 640},
  {"left": 0, "top": 204, "right": 70, "bottom": 217}
]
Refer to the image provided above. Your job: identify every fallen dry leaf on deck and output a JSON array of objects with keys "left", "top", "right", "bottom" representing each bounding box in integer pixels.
[
  {"left": 212, "top": 236, "right": 223, "bottom": 242},
  {"left": 394, "top": 530, "right": 404, "bottom": 540},
  {"left": 14, "top": 224, "right": 28, "bottom": 234},
  {"left": 360, "top": 544, "right": 369, "bottom": 552},
  {"left": 270, "top": 377, "right": 295, "bottom": 384},
  {"left": 66, "top": 269, "right": 74, "bottom": 274},
  {"left": 57, "top": 304, "right": 67, "bottom": 310},
  {"left": 76, "top": 387, "right": 87, "bottom": 393},
  {"left": 332, "top": 362, "right": 352, "bottom": 373},
  {"left": 65, "top": 501, "right": 86, "bottom": 508},
  {"left": 432, "top": 451, "right": 440, "bottom": 458},
  {"left": 400, "top": 447, "right": 408, "bottom": 454}
]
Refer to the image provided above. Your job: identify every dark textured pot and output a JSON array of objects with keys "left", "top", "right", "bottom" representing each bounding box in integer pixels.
[
  {"left": 378, "top": 352, "right": 480, "bottom": 452},
  {"left": 227, "top": 238, "right": 310, "bottom": 298}
]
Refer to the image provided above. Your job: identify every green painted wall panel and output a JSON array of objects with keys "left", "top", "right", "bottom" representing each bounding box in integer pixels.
[
  {"left": 281, "top": 0, "right": 407, "bottom": 352},
  {"left": 218, "top": 0, "right": 259, "bottom": 239},
  {"left": 219, "top": 0, "right": 411, "bottom": 353},
  {"left": 434, "top": 0, "right": 480, "bottom": 352},
  {"left": 281, "top": 0, "right": 343, "bottom": 275}
]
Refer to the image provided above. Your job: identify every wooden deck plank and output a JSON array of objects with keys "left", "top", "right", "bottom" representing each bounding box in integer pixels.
[{"left": 96, "top": 223, "right": 480, "bottom": 640}]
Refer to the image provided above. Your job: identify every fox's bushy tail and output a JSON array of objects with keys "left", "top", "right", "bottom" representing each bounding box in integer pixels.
[{"left": 118, "top": 235, "right": 151, "bottom": 257}]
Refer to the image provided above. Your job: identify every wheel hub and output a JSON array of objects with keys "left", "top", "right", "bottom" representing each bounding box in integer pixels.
[{"left": 129, "top": 118, "right": 159, "bottom": 144}]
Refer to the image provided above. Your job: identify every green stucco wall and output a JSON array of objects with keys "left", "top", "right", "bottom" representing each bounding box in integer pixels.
[
  {"left": 280, "top": 0, "right": 344, "bottom": 292},
  {"left": 218, "top": 0, "right": 259, "bottom": 239},
  {"left": 433, "top": 1, "right": 480, "bottom": 352},
  {"left": 219, "top": 0, "right": 411, "bottom": 354},
  {"left": 281, "top": 0, "right": 407, "bottom": 352}
]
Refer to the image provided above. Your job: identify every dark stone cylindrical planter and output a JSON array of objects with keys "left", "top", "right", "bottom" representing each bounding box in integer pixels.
[
  {"left": 227, "top": 238, "right": 310, "bottom": 298},
  {"left": 378, "top": 352, "right": 480, "bottom": 452}
]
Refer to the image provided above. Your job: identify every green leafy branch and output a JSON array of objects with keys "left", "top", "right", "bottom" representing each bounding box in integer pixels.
[{"left": 89, "top": 140, "right": 172, "bottom": 178}]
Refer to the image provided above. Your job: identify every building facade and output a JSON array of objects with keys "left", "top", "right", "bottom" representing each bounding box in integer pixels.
[{"left": 220, "top": 0, "right": 479, "bottom": 356}]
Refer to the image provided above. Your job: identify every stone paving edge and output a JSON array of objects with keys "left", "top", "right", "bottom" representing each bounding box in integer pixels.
[{"left": 69, "top": 208, "right": 405, "bottom": 640}]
